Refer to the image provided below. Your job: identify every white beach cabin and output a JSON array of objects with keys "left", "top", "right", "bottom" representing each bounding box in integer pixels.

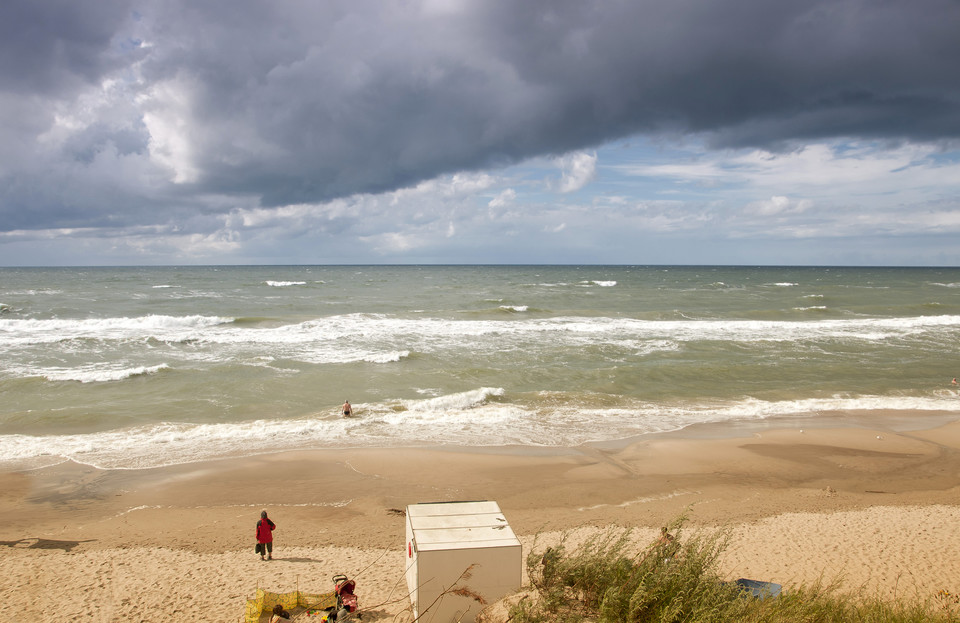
[{"left": 405, "top": 500, "right": 522, "bottom": 623}]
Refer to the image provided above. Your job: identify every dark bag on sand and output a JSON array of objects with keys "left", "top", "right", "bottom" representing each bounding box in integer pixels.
[{"left": 256, "top": 543, "right": 263, "bottom": 555}]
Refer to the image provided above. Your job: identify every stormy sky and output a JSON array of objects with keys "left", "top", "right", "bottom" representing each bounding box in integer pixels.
[{"left": 1, "top": 0, "right": 959, "bottom": 266}]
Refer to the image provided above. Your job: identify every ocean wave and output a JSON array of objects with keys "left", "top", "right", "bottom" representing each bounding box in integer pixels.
[
  {"left": 1, "top": 314, "right": 232, "bottom": 333},
  {"left": 397, "top": 387, "right": 505, "bottom": 413},
  {"left": 5, "top": 289, "right": 62, "bottom": 296},
  {"left": 361, "top": 350, "right": 410, "bottom": 363},
  {"left": 4, "top": 313, "right": 960, "bottom": 372},
  {"left": 166, "top": 290, "right": 224, "bottom": 300},
  {"left": 466, "top": 305, "right": 546, "bottom": 316},
  {"left": 577, "top": 280, "right": 617, "bottom": 287},
  {"left": 619, "top": 339, "right": 680, "bottom": 355},
  {"left": 0, "top": 314, "right": 234, "bottom": 346},
  {"left": 231, "top": 316, "right": 281, "bottom": 326},
  {"left": 6, "top": 312, "right": 958, "bottom": 354},
  {"left": 266, "top": 281, "right": 306, "bottom": 287},
  {"left": 43, "top": 363, "right": 171, "bottom": 383}
]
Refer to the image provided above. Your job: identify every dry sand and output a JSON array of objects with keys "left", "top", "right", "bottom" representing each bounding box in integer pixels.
[{"left": 3, "top": 413, "right": 960, "bottom": 622}]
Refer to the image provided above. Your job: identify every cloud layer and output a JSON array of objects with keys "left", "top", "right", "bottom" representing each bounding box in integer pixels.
[{"left": 1, "top": 0, "right": 959, "bottom": 264}]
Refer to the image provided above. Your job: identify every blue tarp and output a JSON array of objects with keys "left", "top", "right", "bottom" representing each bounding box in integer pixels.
[{"left": 734, "top": 578, "right": 782, "bottom": 600}]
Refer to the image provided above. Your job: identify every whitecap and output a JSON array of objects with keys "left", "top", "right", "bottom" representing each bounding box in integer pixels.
[
  {"left": 0, "top": 315, "right": 234, "bottom": 350},
  {"left": 578, "top": 280, "right": 617, "bottom": 287},
  {"left": 361, "top": 350, "right": 410, "bottom": 363},
  {"left": 399, "top": 387, "right": 505, "bottom": 413},
  {"left": 43, "top": 363, "right": 171, "bottom": 383}
]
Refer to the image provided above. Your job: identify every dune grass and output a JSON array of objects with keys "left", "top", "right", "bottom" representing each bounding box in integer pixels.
[{"left": 507, "top": 519, "right": 959, "bottom": 623}]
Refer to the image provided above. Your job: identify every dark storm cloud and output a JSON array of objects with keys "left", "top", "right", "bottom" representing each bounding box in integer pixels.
[
  {"left": 2, "top": 0, "right": 959, "bottom": 231},
  {"left": 0, "top": 0, "right": 134, "bottom": 97}
]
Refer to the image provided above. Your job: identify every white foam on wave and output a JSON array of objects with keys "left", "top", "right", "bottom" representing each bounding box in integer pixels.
[
  {"left": 499, "top": 305, "right": 529, "bottom": 312},
  {"left": 43, "top": 363, "right": 170, "bottom": 383},
  {"left": 266, "top": 281, "right": 306, "bottom": 287},
  {"left": 399, "top": 387, "right": 505, "bottom": 413},
  {"left": 6, "top": 289, "right": 62, "bottom": 296},
  {"left": 579, "top": 280, "right": 617, "bottom": 287},
  {"left": 4, "top": 313, "right": 960, "bottom": 376},
  {"left": 618, "top": 339, "right": 680, "bottom": 355},
  {"left": 595, "top": 314, "right": 960, "bottom": 344},
  {"left": 361, "top": 350, "right": 410, "bottom": 363},
  {"left": 0, "top": 314, "right": 233, "bottom": 346}
]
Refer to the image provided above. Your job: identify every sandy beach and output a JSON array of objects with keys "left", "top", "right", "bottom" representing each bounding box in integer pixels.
[{"left": 3, "top": 412, "right": 960, "bottom": 622}]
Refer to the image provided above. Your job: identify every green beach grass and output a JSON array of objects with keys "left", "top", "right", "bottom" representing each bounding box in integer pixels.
[{"left": 506, "top": 519, "right": 959, "bottom": 623}]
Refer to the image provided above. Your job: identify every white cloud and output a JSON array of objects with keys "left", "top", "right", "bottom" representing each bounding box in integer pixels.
[
  {"left": 554, "top": 151, "right": 597, "bottom": 193},
  {"left": 488, "top": 188, "right": 516, "bottom": 208},
  {"left": 619, "top": 141, "right": 960, "bottom": 203},
  {"left": 744, "top": 195, "right": 813, "bottom": 216},
  {"left": 139, "top": 79, "right": 201, "bottom": 184},
  {"left": 366, "top": 231, "right": 422, "bottom": 253}
]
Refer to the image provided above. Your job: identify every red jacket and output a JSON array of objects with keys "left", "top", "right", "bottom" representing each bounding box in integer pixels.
[{"left": 256, "top": 518, "right": 276, "bottom": 543}]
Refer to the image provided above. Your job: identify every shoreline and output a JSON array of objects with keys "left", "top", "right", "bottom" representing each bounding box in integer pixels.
[
  {"left": 9, "top": 406, "right": 960, "bottom": 472},
  {"left": 3, "top": 411, "right": 960, "bottom": 621}
]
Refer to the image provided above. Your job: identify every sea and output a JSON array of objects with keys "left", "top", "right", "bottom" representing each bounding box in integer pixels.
[{"left": 1, "top": 265, "right": 959, "bottom": 471}]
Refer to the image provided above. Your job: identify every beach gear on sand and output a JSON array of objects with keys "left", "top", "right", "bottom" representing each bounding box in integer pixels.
[
  {"left": 333, "top": 574, "right": 358, "bottom": 614},
  {"left": 242, "top": 574, "right": 360, "bottom": 622}
]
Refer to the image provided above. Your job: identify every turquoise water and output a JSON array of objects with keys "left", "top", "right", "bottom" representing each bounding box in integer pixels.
[{"left": 1, "top": 265, "right": 959, "bottom": 468}]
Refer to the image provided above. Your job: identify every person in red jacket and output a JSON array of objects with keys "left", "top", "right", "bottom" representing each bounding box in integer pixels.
[{"left": 256, "top": 510, "right": 276, "bottom": 561}]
